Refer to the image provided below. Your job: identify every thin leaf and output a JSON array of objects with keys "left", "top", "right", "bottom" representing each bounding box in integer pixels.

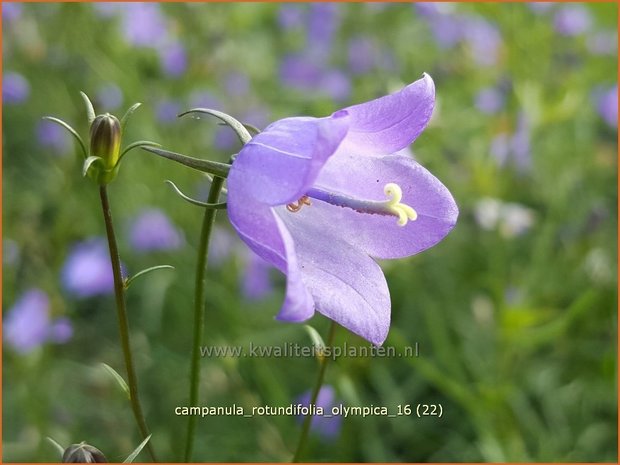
[
  {"left": 42, "top": 116, "right": 88, "bottom": 158},
  {"left": 179, "top": 108, "right": 252, "bottom": 144},
  {"left": 120, "top": 102, "right": 142, "bottom": 132},
  {"left": 80, "top": 91, "right": 96, "bottom": 124},
  {"left": 117, "top": 140, "right": 161, "bottom": 165},
  {"left": 82, "top": 156, "right": 104, "bottom": 177},
  {"left": 46, "top": 437, "right": 65, "bottom": 458},
  {"left": 165, "top": 180, "right": 227, "bottom": 209},
  {"left": 141, "top": 146, "right": 231, "bottom": 178},
  {"left": 124, "top": 265, "right": 175, "bottom": 289},
  {"left": 304, "top": 325, "right": 326, "bottom": 357},
  {"left": 101, "top": 363, "right": 130, "bottom": 399},
  {"left": 123, "top": 434, "right": 152, "bottom": 463}
]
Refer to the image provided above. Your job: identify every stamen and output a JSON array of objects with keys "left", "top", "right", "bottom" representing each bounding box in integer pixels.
[
  {"left": 286, "top": 195, "right": 311, "bottom": 213},
  {"left": 305, "top": 183, "right": 417, "bottom": 226}
]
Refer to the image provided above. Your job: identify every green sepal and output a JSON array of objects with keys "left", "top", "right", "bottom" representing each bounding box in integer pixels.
[
  {"left": 101, "top": 362, "right": 130, "bottom": 399},
  {"left": 42, "top": 116, "right": 88, "bottom": 159},
  {"left": 123, "top": 434, "right": 152, "bottom": 463},
  {"left": 83, "top": 156, "right": 105, "bottom": 177},
  {"left": 304, "top": 325, "right": 327, "bottom": 357},
  {"left": 80, "top": 91, "right": 96, "bottom": 124},
  {"left": 124, "top": 265, "right": 175, "bottom": 289},
  {"left": 141, "top": 146, "right": 231, "bottom": 178},
  {"left": 121, "top": 102, "right": 142, "bottom": 132},
  {"left": 179, "top": 108, "right": 252, "bottom": 144},
  {"left": 117, "top": 140, "right": 161, "bottom": 166},
  {"left": 165, "top": 180, "right": 227, "bottom": 209},
  {"left": 46, "top": 437, "right": 65, "bottom": 458}
]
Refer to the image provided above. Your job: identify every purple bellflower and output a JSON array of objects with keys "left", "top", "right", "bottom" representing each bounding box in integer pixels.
[
  {"left": 226, "top": 74, "right": 458, "bottom": 345},
  {"left": 129, "top": 208, "right": 184, "bottom": 252},
  {"left": 62, "top": 238, "right": 115, "bottom": 298},
  {"left": 296, "top": 385, "right": 342, "bottom": 440},
  {"left": 4, "top": 289, "right": 73, "bottom": 354}
]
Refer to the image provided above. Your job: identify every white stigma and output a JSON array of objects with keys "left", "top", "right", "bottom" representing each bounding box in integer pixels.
[{"left": 383, "top": 183, "right": 417, "bottom": 226}]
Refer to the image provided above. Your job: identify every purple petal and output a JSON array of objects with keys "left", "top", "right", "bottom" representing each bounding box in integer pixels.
[
  {"left": 278, "top": 208, "right": 390, "bottom": 345},
  {"left": 337, "top": 74, "right": 435, "bottom": 157},
  {"left": 226, "top": 191, "right": 314, "bottom": 322},
  {"left": 310, "top": 153, "right": 458, "bottom": 260},
  {"left": 231, "top": 113, "right": 349, "bottom": 206}
]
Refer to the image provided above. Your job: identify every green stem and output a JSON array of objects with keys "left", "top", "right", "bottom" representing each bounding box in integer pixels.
[
  {"left": 292, "top": 321, "right": 338, "bottom": 462},
  {"left": 184, "top": 175, "right": 226, "bottom": 462},
  {"left": 99, "top": 186, "right": 157, "bottom": 463}
]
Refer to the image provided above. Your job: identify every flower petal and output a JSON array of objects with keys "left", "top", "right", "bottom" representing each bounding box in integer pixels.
[
  {"left": 310, "top": 152, "right": 458, "bottom": 259},
  {"left": 278, "top": 208, "right": 391, "bottom": 345},
  {"left": 230, "top": 112, "right": 349, "bottom": 206},
  {"left": 227, "top": 174, "right": 315, "bottom": 321},
  {"left": 337, "top": 73, "right": 435, "bottom": 156}
]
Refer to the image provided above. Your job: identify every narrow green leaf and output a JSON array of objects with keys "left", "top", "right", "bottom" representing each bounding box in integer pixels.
[
  {"left": 117, "top": 140, "right": 161, "bottom": 165},
  {"left": 179, "top": 108, "right": 252, "bottom": 144},
  {"left": 42, "top": 116, "right": 88, "bottom": 158},
  {"left": 100, "top": 363, "right": 130, "bottom": 399},
  {"left": 46, "top": 437, "right": 65, "bottom": 458},
  {"left": 123, "top": 434, "right": 152, "bottom": 463},
  {"left": 141, "top": 146, "right": 231, "bottom": 178},
  {"left": 80, "top": 91, "right": 96, "bottom": 124},
  {"left": 120, "top": 102, "right": 142, "bottom": 132},
  {"left": 82, "top": 156, "right": 104, "bottom": 177},
  {"left": 165, "top": 180, "right": 227, "bottom": 209},
  {"left": 124, "top": 265, "right": 175, "bottom": 289}
]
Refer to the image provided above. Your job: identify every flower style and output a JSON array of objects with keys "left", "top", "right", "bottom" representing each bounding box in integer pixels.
[{"left": 226, "top": 74, "right": 458, "bottom": 345}]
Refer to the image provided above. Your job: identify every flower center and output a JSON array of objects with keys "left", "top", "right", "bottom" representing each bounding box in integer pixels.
[{"left": 286, "top": 183, "right": 417, "bottom": 227}]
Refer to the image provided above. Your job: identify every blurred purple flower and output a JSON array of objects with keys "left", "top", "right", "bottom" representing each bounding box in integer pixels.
[
  {"left": 96, "top": 83, "right": 124, "bottom": 111},
  {"left": 414, "top": 2, "right": 454, "bottom": 17},
  {"left": 278, "top": 4, "right": 305, "bottom": 30},
  {"left": 427, "top": 14, "right": 463, "bottom": 48},
  {"left": 528, "top": 2, "right": 553, "bottom": 15},
  {"left": 306, "top": 3, "right": 341, "bottom": 59},
  {"left": 554, "top": 5, "right": 592, "bottom": 36},
  {"left": 462, "top": 18, "right": 502, "bottom": 67},
  {"left": 129, "top": 208, "right": 184, "bottom": 252},
  {"left": 296, "top": 385, "right": 342, "bottom": 440},
  {"left": 587, "top": 31, "right": 618, "bottom": 56},
  {"left": 280, "top": 54, "right": 323, "bottom": 89},
  {"left": 490, "top": 113, "right": 531, "bottom": 172},
  {"left": 62, "top": 239, "right": 115, "bottom": 298},
  {"left": 214, "top": 127, "right": 239, "bottom": 151},
  {"left": 4, "top": 289, "right": 73, "bottom": 354},
  {"left": 2, "top": 2, "right": 23, "bottom": 21},
  {"left": 120, "top": 2, "right": 167, "bottom": 47},
  {"left": 595, "top": 85, "right": 618, "bottom": 129},
  {"left": 189, "top": 90, "right": 222, "bottom": 110},
  {"left": 37, "top": 120, "right": 72, "bottom": 155},
  {"left": 156, "top": 99, "right": 182, "bottom": 124},
  {"left": 348, "top": 37, "right": 377, "bottom": 75},
  {"left": 3, "top": 72, "right": 30, "bottom": 104},
  {"left": 3, "top": 239, "right": 20, "bottom": 266},
  {"left": 241, "top": 251, "right": 274, "bottom": 300},
  {"left": 208, "top": 226, "right": 236, "bottom": 267},
  {"left": 160, "top": 41, "right": 188, "bottom": 77},
  {"left": 320, "top": 70, "right": 351, "bottom": 102},
  {"left": 475, "top": 87, "right": 505, "bottom": 114},
  {"left": 224, "top": 72, "right": 250, "bottom": 97}
]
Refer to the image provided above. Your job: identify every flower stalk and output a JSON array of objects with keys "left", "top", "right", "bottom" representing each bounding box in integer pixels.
[
  {"left": 292, "top": 321, "right": 338, "bottom": 462},
  {"left": 184, "top": 175, "right": 226, "bottom": 462},
  {"left": 99, "top": 186, "right": 157, "bottom": 462}
]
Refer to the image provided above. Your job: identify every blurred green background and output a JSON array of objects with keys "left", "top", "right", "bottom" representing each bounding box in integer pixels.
[{"left": 3, "top": 2, "right": 617, "bottom": 462}]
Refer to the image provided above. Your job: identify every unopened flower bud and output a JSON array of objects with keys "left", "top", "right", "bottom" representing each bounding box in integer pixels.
[
  {"left": 62, "top": 442, "right": 107, "bottom": 463},
  {"left": 90, "top": 113, "right": 121, "bottom": 169}
]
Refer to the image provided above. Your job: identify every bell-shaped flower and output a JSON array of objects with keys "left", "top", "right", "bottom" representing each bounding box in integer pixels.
[{"left": 226, "top": 74, "right": 457, "bottom": 345}]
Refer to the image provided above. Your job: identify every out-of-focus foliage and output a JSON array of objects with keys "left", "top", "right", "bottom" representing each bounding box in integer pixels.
[{"left": 3, "top": 2, "right": 617, "bottom": 462}]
